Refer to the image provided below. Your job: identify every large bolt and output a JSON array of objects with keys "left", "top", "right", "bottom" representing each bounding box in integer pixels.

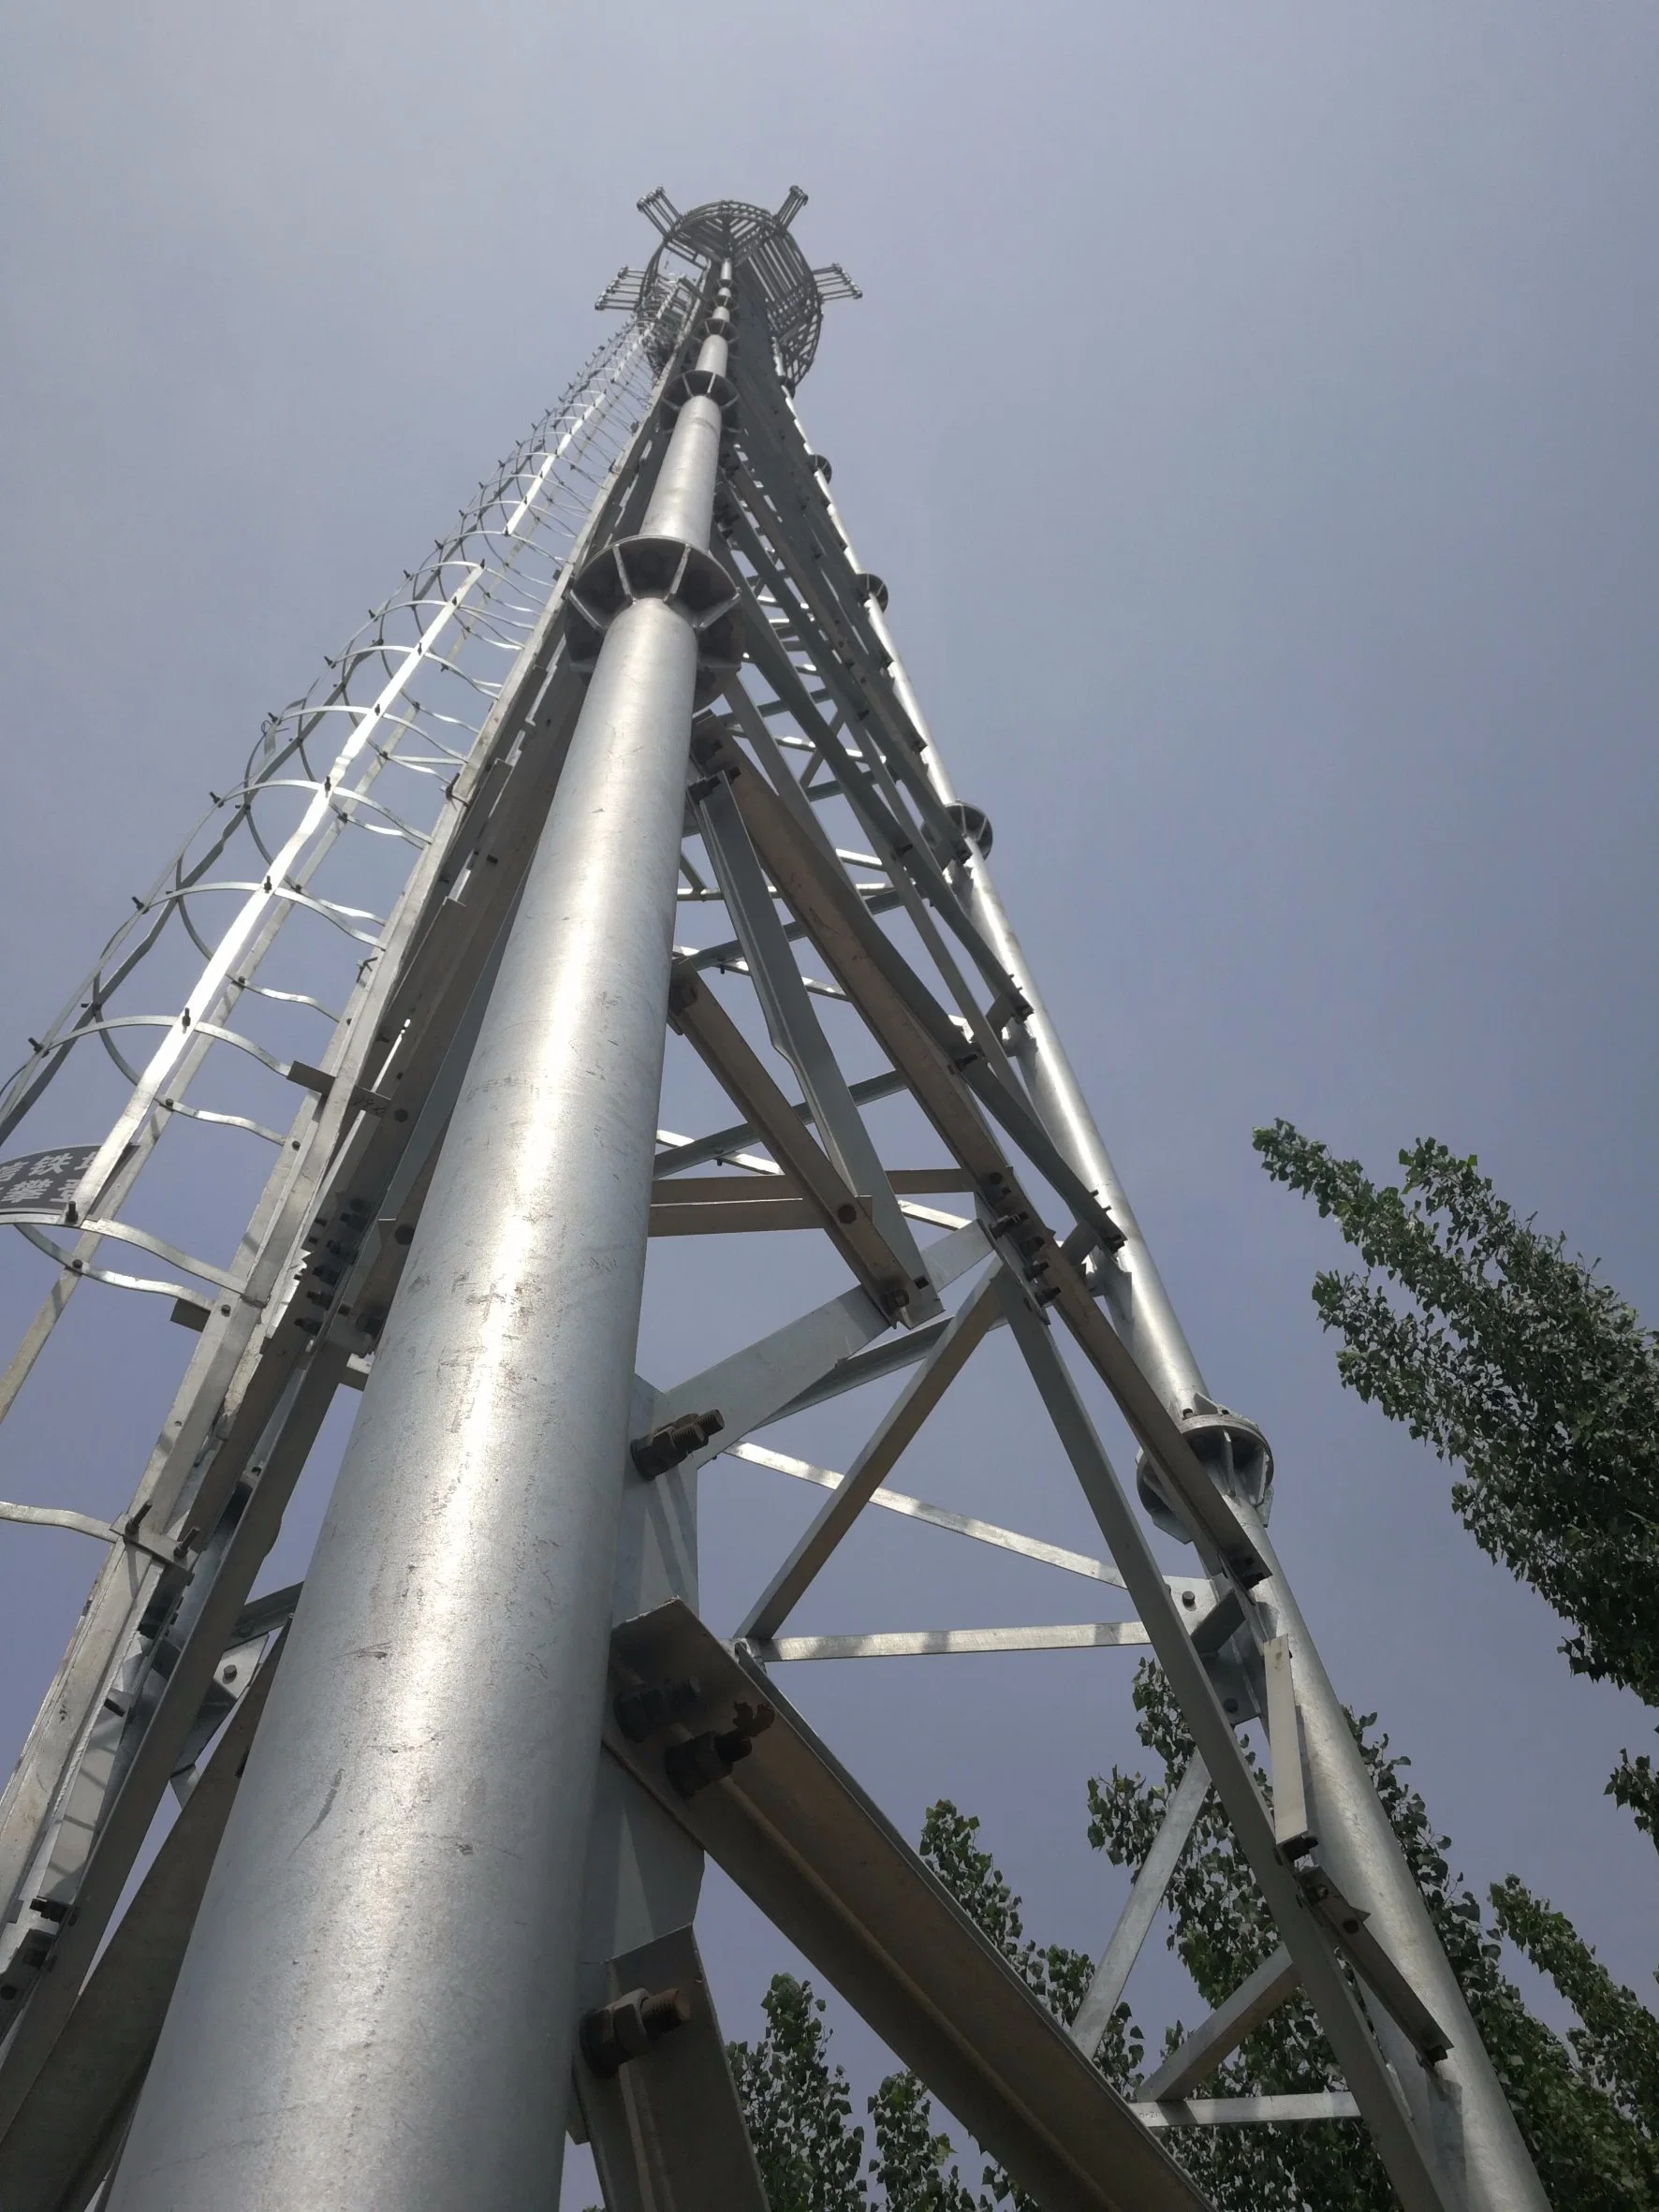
[
  {"left": 630, "top": 1409, "right": 724, "bottom": 1480},
  {"left": 579, "top": 1985, "right": 693, "bottom": 2078},
  {"left": 664, "top": 1699, "right": 775, "bottom": 1799}
]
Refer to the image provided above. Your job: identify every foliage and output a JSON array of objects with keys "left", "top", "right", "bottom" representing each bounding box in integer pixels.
[
  {"left": 865, "top": 2069, "right": 982, "bottom": 2212},
  {"left": 1254, "top": 1120, "right": 1659, "bottom": 1828},
  {"left": 727, "top": 1800, "right": 1137, "bottom": 2211},
  {"left": 727, "top": 1673, "right": 1656, "bottom": 2212},
  {"left": 917, "top": 1800, "right": 1141, "bottom": 2087},
  {"left": 727, "top": 1974, "right": 868, "bottom": 2212},
  {"left": 916, "top": 1802, "right": 1139, "bottom": 2209},
  {"left": 717, "top": 1122, "right": 1659, "bottom": 2209},
  {"left": 1091, "top": 1661, "right": 1659, "bottom": 2209}
]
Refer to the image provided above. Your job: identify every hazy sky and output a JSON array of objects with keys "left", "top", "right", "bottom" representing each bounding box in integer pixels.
[{"left": 3, "top": 1, "right": 1657, "bottom": 2190}]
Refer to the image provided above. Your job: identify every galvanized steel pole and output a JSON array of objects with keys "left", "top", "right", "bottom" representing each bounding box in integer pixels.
[
  {"left": 108, "top": 273, "right": 737, "bottom": 2212},
  {"left": 1242, "top": 1508, "right": 1552, "bottom": 2212}
]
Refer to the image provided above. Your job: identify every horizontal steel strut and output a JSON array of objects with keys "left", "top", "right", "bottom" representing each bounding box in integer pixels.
[{"left": 0, "top": 194, "right": 1549, "bottom": 2212}]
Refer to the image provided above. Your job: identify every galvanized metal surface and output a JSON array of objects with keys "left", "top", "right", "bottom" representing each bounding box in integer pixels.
[
  {"left": 609, "top": 1600, "right": 1214, "bottom": 2212},
  {"left": 0, "top": 193, "right": 1550, "bottom": 2212}
]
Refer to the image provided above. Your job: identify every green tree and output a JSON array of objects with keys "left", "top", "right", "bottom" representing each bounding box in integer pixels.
[
  {"left": 1092, "top": 1662, "right": 1659, "bottom": 2209},
  {"left": 727, "top": 1800, "right": 1138, "bottom": 2212},
  {"left": 727, "top": 1973, "right": 869, "bottom": 2212},
  {"left": 728, "top": 1677, "right": 1657, "bottom": 2210},
  {"left": 1254, "top": 1121, "right": 1659, "bottom": 1836}
]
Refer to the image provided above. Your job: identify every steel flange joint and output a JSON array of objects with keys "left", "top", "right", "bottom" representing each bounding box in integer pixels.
[{"left": 566, "top": 534, "right": 743, "bottom": 704}]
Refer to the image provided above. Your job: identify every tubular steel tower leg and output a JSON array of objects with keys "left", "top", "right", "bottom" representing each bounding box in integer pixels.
[
  {"left": 106, "top": 283, "right": 737, "bottom": 2212},
  {"left": 792, "top": 432, "right": 1546, "bottom": 2212},
  {"left": 949, "top": 857, "right": 1547, "bottom": 2207}
]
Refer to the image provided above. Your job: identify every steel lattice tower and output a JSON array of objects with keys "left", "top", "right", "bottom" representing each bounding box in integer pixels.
[{"left": 0, "top": 192, "right": 1548, "bottom": 2212}]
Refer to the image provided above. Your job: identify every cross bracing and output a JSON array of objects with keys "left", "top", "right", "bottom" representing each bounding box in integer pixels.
[{"left": 0, "top": 191, "right": 1548, "bottom": 2211}]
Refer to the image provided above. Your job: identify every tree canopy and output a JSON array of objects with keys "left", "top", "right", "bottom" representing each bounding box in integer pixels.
[
  {"left": 723, "top": 1663, "right": 1658, "bottom": 2210},
  {"left": 1253, "top": 1121, "right": 1659, "bottom": 1838}
]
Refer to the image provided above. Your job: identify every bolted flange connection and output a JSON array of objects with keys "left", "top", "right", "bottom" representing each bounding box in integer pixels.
[
  {"left": 665, "top": 362, "right": 738, "bottom": 422},
  {"left": 944, "top": 800, "right": 993, "bottom": 857},
  {"left": 579, "top": 1985, "right": 693, "bottom": 2078},
  {"left": 565, "top": 535, "right": 743, "bottom": 708},
  {"left": 1137, "top": 1405, "right": 1274, "bottom": 1546}
]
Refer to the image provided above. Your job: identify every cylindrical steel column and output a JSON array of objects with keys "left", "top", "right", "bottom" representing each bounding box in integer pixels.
[
  {"left": 1245, "top": 1508, "right": 1551, "bottom": 2212},
  {"left": 109, "top": 290, "right": 732, "bottom": 2212},
  {"left": 792, "top": 419, "right": 1207, "bottom": 1417},
  {"left": 947, "top": 847, "right": 1207, "bottom": 1415}
]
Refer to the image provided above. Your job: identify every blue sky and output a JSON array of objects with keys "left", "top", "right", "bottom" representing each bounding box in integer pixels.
[{"left": 2, "top": 1, "right": 1656, "bottom": 2189}]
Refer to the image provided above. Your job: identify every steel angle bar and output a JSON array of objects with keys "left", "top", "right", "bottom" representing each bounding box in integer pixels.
[
  {"left": 228, "top": 1583, "right": 301, "bottom": 1646},
  {"left": 674, "top": 740, "right": 995, "bottom": 1185},
  {"left": 687, "top": 720, "right": 1126, "bottom": 1264},
  {"left": 999, "top": 1296, "right": 1451, "bottom": 2212},
  {"left": 723, "top": 478, "right": 1001, "bottom": 974},
  {"left": 723, "top": 377, "right": 946, "bottom": 802},
  {"left": 650, "top": 1192, "right": 819, "bottom": 1234},
  {"left": 718, "top": 553, "right": 1023, "bottom": 1091},
  {"left": 656, "top": 1130, "right": 785, "bottom": 1178},
  {"left": 1132, "top": 2093, "right": 1360, "bottom": 2131},
  {"left": 0, "top": 1637, "right": 283, "bottom": 2212},
  {"left": 728, "top": 399, "right": 1009, "bottom": 951},
  {"left": 0, "top": 1347, "right": 350, "bottom": 2125},
  {"left": 728, "top": 1440, "right": 1122, "bottom": 1586},
  {"left": 648, "top": 1221, "right": 988, "bottom": 1480},
  {"left": 655, "top": 1171, "right": 975, "bottom": 1205},
  {"left": 1138, "top": 1949, "right": 1302, "bottom": 2103},
  {"left": 1071, "top": 1756, "right": 1211, "bottom": 2058},
  {"left": 647, "top": 1178, "right": 970, "bottom": 1237},
  {"left": 666, "top": 962, "right": 927, "bottom": 1321},
  {"left": 752, "top": 1624, "right": 1151, "bottom": 1663},
  {"left": 740, "top": 1268, "right": 1004, "bottom": 1641},
  {"left": 719, "top": 677, "right": 847, "bottom": 847},
  {"left": 1262, "top": 1637, "right": 1314, "bottom": 1853},
  {"left": 734, "top": 356, "right": 955, "bottom": 833},
  {"left": 1297, "top": 1872, "right": 1451, "bottom": 2065},
  {"left": 713, "top": 541, "right": 943, "bottom": 890},
  {"left": 694, "top": 952, "right": 848, "bottom": 1004},
  {"left": 607, "top": 1600, "right": 1214, "bottom": 2212},
  {"left": 716, "top": 520, "right": 930, "bottom": 854},
  {"left": 653, "top": 1072, "right": 908, "bottom": 1177},
  {"left": 761, "top": 1311, "right": 955, "bottom": 1415},
  {"left": 692, "top": 771, "right": 933, "bottom": 1296},
  {"left": 574, "top": 1926, "right": 767, "bottom": 2212}
]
